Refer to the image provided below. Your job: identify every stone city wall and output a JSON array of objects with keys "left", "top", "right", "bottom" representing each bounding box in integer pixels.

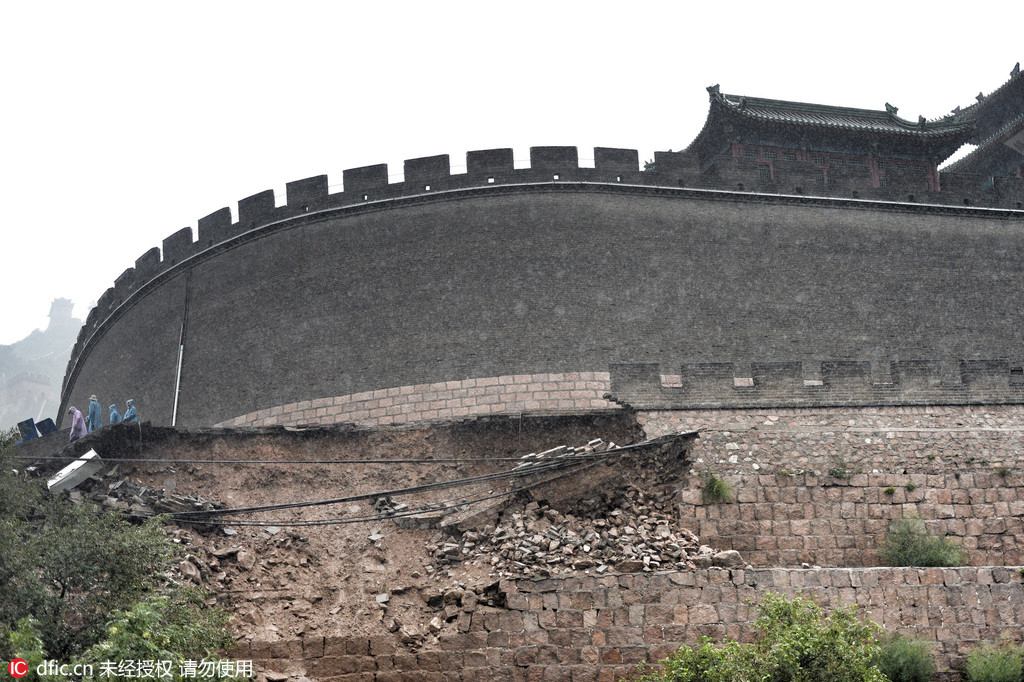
[{"left": 61, "top": 153, "right": 1024, "bottom": 428}]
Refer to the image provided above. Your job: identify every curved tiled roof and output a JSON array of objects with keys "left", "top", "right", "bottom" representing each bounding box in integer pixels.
[
  {"left": 713, "top": 90, "right": 973, "bottom": 139},
  {"left": 947, "top": 62, "right": 1021, "bottom": 125},
  {"left": 943, "top": 112, "right": 1024, "bottom": 173}
]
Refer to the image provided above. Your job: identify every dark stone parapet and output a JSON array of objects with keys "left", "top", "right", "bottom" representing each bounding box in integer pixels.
[{"left": 58, "top": 145, "right": 1024, "bottom": 420}]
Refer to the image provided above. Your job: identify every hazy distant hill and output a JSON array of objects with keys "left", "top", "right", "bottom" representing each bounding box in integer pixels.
[{"left": 0, "top": 299, "right": 81, "bottom": 430}]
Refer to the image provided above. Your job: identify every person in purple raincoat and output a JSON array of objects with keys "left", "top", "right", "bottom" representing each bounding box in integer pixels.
[{"left": 67, "top": 406, "right": 88, "bottom": 442}]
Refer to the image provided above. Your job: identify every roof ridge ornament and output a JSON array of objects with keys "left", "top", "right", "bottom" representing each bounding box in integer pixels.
[
  {"left": 1013, "top": 62, "right": 1020, "bottom": 78},
  {"left": 976, "top": 91, "right": 986, "bottom": 103},
  {"left": 706, "top": 83, "right": 721, "bottom": 98},
  {"left": 918, "top": 115, "right": 927, "bottom": 128},
  {"left": 884, "top": 102, "right": 899, "bottom": 116}
]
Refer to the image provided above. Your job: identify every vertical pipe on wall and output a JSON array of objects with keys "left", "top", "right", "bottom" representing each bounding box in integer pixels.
[
  {"left": 171, "top": 272, "right": 192, "bottom": 427},
  {"left": 171, "top": 339, "right": 184, "bottom": 427}
]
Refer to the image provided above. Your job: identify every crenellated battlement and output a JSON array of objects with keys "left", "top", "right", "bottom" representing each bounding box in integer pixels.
[
  {"left": 59, "top": 143, "right": 1024, "bottom": 417},
  {"left": 610, "top": 360, "right": 1024, "bottom": 410},
  {"left": 74, "top": 145, "right": 1024, "bottom": 352}
]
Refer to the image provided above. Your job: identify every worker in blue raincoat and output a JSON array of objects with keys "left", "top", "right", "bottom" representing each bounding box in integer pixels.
[
  {"left": 67, "top": 407, "right": 88, "bottom": 442},
  {"left": 109, "top": 404, "right": 122, "bottom": 425},
  {"left": 122, "top": 399, "right": 138, "bottom": 424},
  {"left": 87, "top": 395, "right": 103, "bottom": 432}
]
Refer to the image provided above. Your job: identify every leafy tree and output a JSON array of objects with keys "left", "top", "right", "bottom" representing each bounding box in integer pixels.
[
  {"left": 639, "top": 593, "right": 886, "bottom": 682},
  {"left": 32, "top": 505, "right": 173, "bottom": 657},
  {"left": 0, "top": 432, "right": 232, "bottom": 668}
]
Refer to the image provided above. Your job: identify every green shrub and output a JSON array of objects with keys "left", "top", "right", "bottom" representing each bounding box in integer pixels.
[
  {"left": 965, "top": 645, "right": 1023, "bottom": 682},
  {"left": 4, "top": 618, "right": 49, "bottom": 681},
  {"left": 76, "top": 590, "right": 237, "bottom": 681},
  {"left": 701, "top": 472, "right": 732, "bottom": 504},
  {"left": 639, "top": 593, "right": 886, "bottom": 682},
  {"left": 904, "top": 483, "right": 917, "bottom": 493},
  {"left": 878, "top": 634, "right": 936, "bottom": 682},
  {"left": 880, "top": 518, "right": 964, "bottom": 567},
  {"left": 884, "top": 487, "right": 896, "bottom": 496}
]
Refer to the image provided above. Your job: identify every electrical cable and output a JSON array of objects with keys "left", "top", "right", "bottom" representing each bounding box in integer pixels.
[
  {"left": 12, "top": 454, "right": 557, "bottom": 465},
  {"left": 163, "top": 460, "right": 605, "bottom": 528},
  {"left": 169, "top": 453, "right": 603, "bottom": 517}
]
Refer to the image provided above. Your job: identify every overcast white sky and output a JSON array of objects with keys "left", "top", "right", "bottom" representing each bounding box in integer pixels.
[{"left": 0, "top": 1, "right": 1019, "bottom": 344}]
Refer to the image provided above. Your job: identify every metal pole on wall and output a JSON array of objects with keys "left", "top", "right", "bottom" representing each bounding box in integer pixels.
[
  {"left": 171, "top": 338, "right": 184, "bottom": 427},
  {"left": 171, "top": 272, "right": 191, "bottom": 427}
]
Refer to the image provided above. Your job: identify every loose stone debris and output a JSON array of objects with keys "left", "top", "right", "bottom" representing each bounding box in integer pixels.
[
  {"left": 429, "top": 485, "right": 727, "bottom": 577},
  {"left": 59, "top": 461, "right": 222, "bottom": 521},
  {"left": 425, "top": 432, "right": 738, "bottom": 578}
]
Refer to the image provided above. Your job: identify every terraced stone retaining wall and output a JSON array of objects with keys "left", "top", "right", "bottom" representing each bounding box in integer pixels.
[
  {"left": 240, "top": 567, "right": 1024, "bottom": 682},
  {"left": 639, "top": 406, "right": 1024, "bottom": 567}
]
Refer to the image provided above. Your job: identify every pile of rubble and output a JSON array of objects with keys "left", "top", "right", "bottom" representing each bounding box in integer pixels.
[
  {"left": 63, "top": 464, "right": 222, "bottom": 522},
  {"left": 430, "top": 484, "right": 742, "bottom": 577}
]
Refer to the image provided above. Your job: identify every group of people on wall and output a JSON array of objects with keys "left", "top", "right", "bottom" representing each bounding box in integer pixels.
[{"left": 66, "top": 395, "right": 138, "bottom": 442}]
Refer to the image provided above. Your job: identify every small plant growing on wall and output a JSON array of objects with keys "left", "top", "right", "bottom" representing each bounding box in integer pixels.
[
  {"left": 828, "top": 465, "right": 850, "bottom": 480},
  {"left": 880, "top": 518, "right": 965, "bottom": 567},
  {"left": 883, "top": 487, "right": 896, "bottom": 496},
  {"left": 701, "top": 472, "right": 733, "bottom": 504}
]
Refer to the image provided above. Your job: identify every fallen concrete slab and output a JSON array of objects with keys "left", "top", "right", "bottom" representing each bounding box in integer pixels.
[{"left": 47, "top": 449, "right": 103, "bottom": 493}]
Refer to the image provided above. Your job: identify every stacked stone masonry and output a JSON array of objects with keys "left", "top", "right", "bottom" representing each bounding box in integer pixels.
[
  {"left": 640, "top": 405, "right": 1024, "bottom": 568},
  {"left": 239, "top": 567, "right": 1024, "bottom": 682},
  {"left": 216, "top": 373, "right": 616, "bottom": 428}
]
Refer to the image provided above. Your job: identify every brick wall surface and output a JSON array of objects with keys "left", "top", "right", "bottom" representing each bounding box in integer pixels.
[
  {"left": 216, "top": 372, "right": 616, "bottom": 428},
  {"left": 640, "top": 406, "right": 1024, "bottom": 567},
  {"left": 239, "top": 567, "right": 1024, "bottom": 682}
]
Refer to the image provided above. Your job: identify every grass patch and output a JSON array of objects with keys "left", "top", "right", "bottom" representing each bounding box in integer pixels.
[
  {"left": 878, "top": 634, "right": 935, "bottom": 682},
  {"left": 880, "top": 518, "right": 964, "bottom": 567},
  {"left": 701, "top": 472, "right": 733, "bottom": 504},
  {"left": 965, "top": 644, "right": 1023, "bottom": 682},
  {"left": 828, "top": 465, "right": 850, "bottom": 480}
]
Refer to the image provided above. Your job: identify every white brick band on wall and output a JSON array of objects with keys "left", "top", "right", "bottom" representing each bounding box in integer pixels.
[{"left": 217, "top": 372, "right": 616, "bottom": 428}]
